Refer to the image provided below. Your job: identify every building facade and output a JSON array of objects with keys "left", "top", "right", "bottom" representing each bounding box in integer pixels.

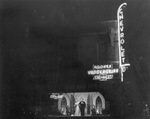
[{"left": 58, "top": 92, "right": 105, "bottom": 116}]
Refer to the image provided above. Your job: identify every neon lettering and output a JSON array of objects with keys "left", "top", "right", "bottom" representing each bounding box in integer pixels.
[{"left": 120, "top": 33, "right": 124, "bottom": 38}]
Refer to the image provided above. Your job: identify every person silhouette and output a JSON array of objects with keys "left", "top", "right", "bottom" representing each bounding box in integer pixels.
[
  {"left": 91, "top": 105, "right": 96, "bottom": 116},
  {"left": 79, "top": 99, "right": 86, "bottom": 116},
  {"left": 74, "top": 100, "right": 81, "bottom": 116}
]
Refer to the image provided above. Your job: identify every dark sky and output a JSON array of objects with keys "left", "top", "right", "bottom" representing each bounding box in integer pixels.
[
  {"left": 1, "top": 0, "right": 124, "bottom": 89},
  {"left": 1, "top": 0, "right": 150, "bottom": 117}
]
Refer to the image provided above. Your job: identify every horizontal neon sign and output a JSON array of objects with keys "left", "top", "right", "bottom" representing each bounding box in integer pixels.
[
  {"left": 93, "top": 75, "right": 113, "bottom": 81},
  {"left": 93, "top": 64, "right": 112, "bottom": 69},
  {"left": 88, "top": 69, "right": 119, "bottom": 75},
  {"left": 87, "top": 64, "right": 119, "bottom": 81}
]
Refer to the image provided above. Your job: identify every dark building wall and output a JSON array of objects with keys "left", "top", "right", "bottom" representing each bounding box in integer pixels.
[{"left": 108, "top": 22, "right": 119, "bottom": 63}]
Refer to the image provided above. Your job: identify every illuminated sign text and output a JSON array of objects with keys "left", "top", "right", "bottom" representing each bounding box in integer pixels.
[
  {"left": 117, "top": 3, "right": 130, "bottom": 82},
  {"left": 87, "top": 64, "right": 119, "bottom": 81}
]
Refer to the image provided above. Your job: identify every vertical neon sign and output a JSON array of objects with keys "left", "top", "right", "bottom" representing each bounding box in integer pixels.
[{"left": 117, "top": 3, "right": 130, "bottom": 82}]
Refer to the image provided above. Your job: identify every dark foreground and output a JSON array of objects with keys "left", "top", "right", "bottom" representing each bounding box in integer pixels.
[{"left": 13, "top": 115, "right": 148, "bottom": 119}]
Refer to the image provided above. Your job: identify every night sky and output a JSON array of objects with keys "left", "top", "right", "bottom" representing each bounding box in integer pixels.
[{"left": 1, "top": 0, "right": 150, "bottom": 118}]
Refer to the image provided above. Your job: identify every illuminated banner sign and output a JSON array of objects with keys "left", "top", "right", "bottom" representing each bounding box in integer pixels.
[
  {"left": 87, "top": 64, "right": 119, "bottom": 81},
  {"left": 50, "top": 93, "right": 63, "bottom": 100},
  {"left": 117, "top": 3, "right": 130, "bottom": 82}
]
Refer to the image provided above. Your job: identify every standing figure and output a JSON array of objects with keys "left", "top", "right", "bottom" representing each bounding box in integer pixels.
[
  {"left": 61, "top": 106, "right": 66, "bottom": 115},
  {"left": 74, "top": 100, "right": 81, "bottom": 116},
  {"left": 91, "top": 105, "right": 96, "bottom": 116},
  {"left": 66, "top": 105, "right": 70, "bottom": 116},
  {"left": 79, "top": 99, "right": 86, "bottom": 116}
]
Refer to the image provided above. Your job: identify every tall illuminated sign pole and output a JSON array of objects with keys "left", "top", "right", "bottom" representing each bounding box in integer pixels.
[{"left": 117, "top": 3, "right": 130, "bottom": 82}]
